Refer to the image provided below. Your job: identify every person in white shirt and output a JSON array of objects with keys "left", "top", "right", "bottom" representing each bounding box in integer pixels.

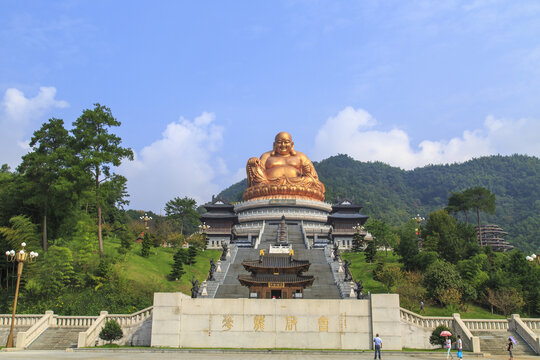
[
  {"left": 457, "top": 335, "right": 463, "bottom": 359},
  {"left": 373, "top": 334, "right": 382, "bottom": 359}
]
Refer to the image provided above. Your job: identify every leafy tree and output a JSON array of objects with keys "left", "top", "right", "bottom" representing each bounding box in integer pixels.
[
  {"left": 396, "top": 221, "right": 420, "bottom": 271},
  {"left": 164, "top": 196, "right": 200, "bottom": 235},
  {"left": 395, "top": 271, "right": 426, "bottom": 311},
  {"left": 99, "top": 319, "right": 123, "bottom": 343},
  {"left": 141, "top": 232, "right": 151, "bottom": 258},
  {"left": 115, "top": 223, "right": 132, "bottom": 251},
  {"left": 365, "top": 219, "right": 395, "bottom": 256},
  {"left": 411, "top": 251, "right": 439, "bottom": 272},
  {"left": 423, "top": 259, "right": 463, "bottom": 305},
  {"left": 485, "top": 288, "right": 525, "bottom": 317},
  {"left": 464, "top": 187, "right": 496, "bottom": 242},
  {"left": 26, "top": 246, "right": 74, "bottom": 298},
  {"left": 375, "top": 263, "right": 402, "bottom": 293},
  {"left": 423, "top": 209, "right": 460, "bottom": 262},
  {"left": 0, "top": 215, "right": 39, "bottom": 249},
  {"left": 71, "top": 103, "right": 133, "bottom": 257},
  {"left": 17, "top": 118, "right": 73, "bottom": 251},
  {"left": 429, "top": 325, "right": 456, "bottom": 348},
  {"left": 446, "top": 191, "right": 472, "bottom": 223},
  {"left": 168, "top": 249, "right": 186, "bottom": 280}
]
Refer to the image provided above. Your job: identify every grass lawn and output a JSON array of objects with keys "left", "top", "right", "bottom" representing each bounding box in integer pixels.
[
  {"left": 340, "top": 250, "right": 400, "bottom": 294},
  {"left": 105, "top": 236, "right": 220, "bottom": 296}
]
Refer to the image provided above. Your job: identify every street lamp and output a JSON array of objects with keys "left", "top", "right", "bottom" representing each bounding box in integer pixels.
[
  {"left": 526, "top": 253, "right": 539, "bottom": 264},
  {"left": 412, "top": 214, "right": 425, "bottom": 248},
  {"left": 139, "top": 213, "right": 152, "bottom": 232},
  {"left": 5, "top": 242, "right": 38, "bottom": 348}
]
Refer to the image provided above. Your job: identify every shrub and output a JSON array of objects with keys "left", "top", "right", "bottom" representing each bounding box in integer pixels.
[
  {"left": 429, "top": 324, "right": 456, "bottom": 348},
  {"left": 99, "top": 320, "right": 123, "bottom": 344}
]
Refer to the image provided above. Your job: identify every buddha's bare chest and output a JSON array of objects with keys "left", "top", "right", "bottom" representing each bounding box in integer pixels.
[{"left": 266, "top": 156, "right": 301, "bottom": 169}]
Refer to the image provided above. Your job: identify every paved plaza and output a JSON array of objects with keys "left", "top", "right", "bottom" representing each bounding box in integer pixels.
[{"left": 0, "top": 350, "right": 538, "bottom": 360}]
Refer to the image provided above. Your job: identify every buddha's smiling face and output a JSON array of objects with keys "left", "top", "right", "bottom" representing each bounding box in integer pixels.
[{"left": 274, "top": 132, "right": 293, "bottom": 155}]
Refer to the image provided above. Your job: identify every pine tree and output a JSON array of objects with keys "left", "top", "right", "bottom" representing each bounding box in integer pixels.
[
  {"left": 168, "top": 249, "right": 186, "bottom": 281},
  {"left": 141, "top": 232, "right": 151, "bottom": 258},
  {"left": 187, "top": 245, "right": 198, "bottom": 265},
  {"left": 352, "top": 233, "right": 363, "bottom": 252},
  {"left": 365, "top": 240, "right": 376, "bottom": 263}
]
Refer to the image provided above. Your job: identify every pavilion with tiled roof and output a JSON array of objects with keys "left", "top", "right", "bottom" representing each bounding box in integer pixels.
[{"left": 238, "top": 254, "right": 314, "bottom": 299}]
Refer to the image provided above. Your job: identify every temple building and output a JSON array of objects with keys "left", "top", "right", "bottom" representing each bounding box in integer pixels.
[
  {"left": 476, "top": 224, "right": 514, "bottom": 252},
  {"left": 238, "top": 253, "right": 314, "bottom": 299},
  {"left": 201, "top": 196, "right": 238, "bottom": 249},
  {"left": 327, "top": 199, "right": 370, "bottom": 249}
]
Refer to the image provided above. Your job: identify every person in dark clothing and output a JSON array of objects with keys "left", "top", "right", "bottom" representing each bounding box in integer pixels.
[{"left": 507, "top": 338, "right": 514, "bottom": 360}]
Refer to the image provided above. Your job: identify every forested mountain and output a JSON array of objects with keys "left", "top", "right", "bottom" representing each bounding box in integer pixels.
[{"left": 219, "top": 154, "right": 540, "bottom": 252}]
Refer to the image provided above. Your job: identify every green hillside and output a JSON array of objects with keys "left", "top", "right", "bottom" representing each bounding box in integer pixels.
[{"left": 220, "top": 154, "right": 540, "bottom": 252}]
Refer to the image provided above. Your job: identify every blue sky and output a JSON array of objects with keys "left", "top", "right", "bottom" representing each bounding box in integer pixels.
[{"left": 1, "top": 1, "right": 540, "bottom": 212}]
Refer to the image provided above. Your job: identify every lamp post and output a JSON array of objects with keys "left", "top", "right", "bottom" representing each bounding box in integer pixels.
[
  {"left": 5, "top": 242, "right": 38, "bottom": 348},
  {"left": 139, "top": 213, "right": 152, "bottom": 232},
  {"left": 412, "top": 214, "right": 425, "bottom": 248},
  {"left": 199, "top": 222, "right": 210, "bottom": 250},
  {"left": 526, "top": 253, "right": 539, "bottom": 265}
]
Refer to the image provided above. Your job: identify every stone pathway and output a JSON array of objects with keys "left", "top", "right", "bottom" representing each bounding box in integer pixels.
[{"left": 1, "top": 349, "right": 537, "bottom": 360}]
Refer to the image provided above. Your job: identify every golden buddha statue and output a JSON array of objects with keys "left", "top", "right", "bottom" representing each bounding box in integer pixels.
[{"left": 243, "top": 132, "right": 325, "bottom": 201}]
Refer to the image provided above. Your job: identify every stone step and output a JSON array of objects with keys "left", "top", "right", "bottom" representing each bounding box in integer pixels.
[
  {"left": 216, "top": 224, "right": 341, "bottom": 299},
  {"left": 27, "top": 327, "right": 86, "bottom": 350},
  {"left": 471, "top": 330, "right": 537, "bottom": 355}
]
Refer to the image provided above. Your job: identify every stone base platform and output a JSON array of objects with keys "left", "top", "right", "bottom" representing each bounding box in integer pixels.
[{"left": 151, "top": 293, "right": 401, "bottom": 350}]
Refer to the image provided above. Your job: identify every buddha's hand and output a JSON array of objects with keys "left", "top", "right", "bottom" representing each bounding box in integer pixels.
[{"left": 247, "top": 157, "right": 262, "bottom": 167}]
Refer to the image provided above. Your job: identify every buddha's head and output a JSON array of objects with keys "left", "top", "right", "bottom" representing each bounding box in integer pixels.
[{"left": 272, "top": 131, "right": 296, "bottom": 156}]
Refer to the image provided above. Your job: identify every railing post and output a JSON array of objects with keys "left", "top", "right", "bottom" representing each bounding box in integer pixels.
[{"left": 452, "top": 313, "right": 480, "bottom": 353}]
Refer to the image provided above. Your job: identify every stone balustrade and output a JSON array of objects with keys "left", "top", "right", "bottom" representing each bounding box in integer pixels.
[
  {"left": 0, "top": 314, "right": 42, "bottom": 327},
  {"left": 77, "top": 311, "right": 108, "bottom": 348},
  {"left": 399, "top": 308, "right": 453, "bottom": 328},
  {"left": 511, "top": 314, "right": 540, "bottom": 354},
  {"left": 234, "top": 198, "right": 332, "bottom": 212},
  {"left": 15, "top": 311, "right": 55, "bottom": 348},
  {"left": 462, "top": 319, "right": 509, "bottom": 331},
  {"left": 55, "top": 315, "right": 97, "bottom": 327},
  {"left": 523, "top": 318, "right": 540, "bottom": 331},
  {"left": 106, "top": 306, "right": 153, "bottom": 327}
]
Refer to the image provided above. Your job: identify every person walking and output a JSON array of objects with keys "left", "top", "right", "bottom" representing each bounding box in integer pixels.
[
  {"left": 445, "top": 336, "right": 454, "bottom": 359},
  {"left": 507, "top": 337, "right": 514, "bottom": 360},
  {"left": 420, "top": 300, "right": 424, "bottom": 313},
  {"left": 456, "top": 335, "right": 463, "bottom": 359},
  {"left": 373, "top": 333, "right": 382, "bottom": 359}
]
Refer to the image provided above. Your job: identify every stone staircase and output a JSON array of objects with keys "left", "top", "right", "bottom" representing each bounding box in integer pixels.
[
  {"left": 26, "top": 327, "right": 86, "bottom": 350},
  {"left": 234, "top": 238, "right": 253, "bottom": 248},
  {"left": 472, "top": 330, "right": 537, "bottom": 356},
  {"left": 214, "top": 223, "right": 341, "bottom": 299},
  {"left": 199, "top": 245, "right": 238, "bottom": 298}
]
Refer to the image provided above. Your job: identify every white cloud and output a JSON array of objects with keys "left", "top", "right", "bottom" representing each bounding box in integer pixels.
[
  {"left": 119, "top": 112, "right": 233, "bottom": 212},
  {"left": 314, "top": 106, "right": 540, "bottom": 169},
  {"left": 0, "top": 87, "right": 68, "bottom": 168}
]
